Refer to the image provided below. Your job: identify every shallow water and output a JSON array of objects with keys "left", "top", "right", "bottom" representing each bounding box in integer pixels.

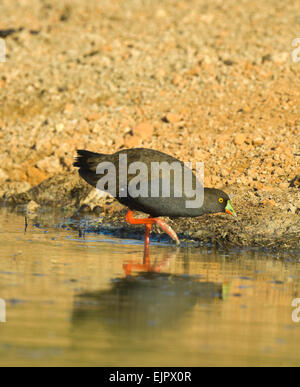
[{"left": 0, "top": 208, "right": 300, "bottom": 366}]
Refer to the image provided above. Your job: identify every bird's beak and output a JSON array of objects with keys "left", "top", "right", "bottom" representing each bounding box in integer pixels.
[{"left": 225, "top": 200, "right": 237, "bottom": 217}]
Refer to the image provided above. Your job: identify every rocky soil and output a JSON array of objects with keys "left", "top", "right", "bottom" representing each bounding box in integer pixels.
[{"left": 0, "top": 0, "right": 299, "bottom": 250}]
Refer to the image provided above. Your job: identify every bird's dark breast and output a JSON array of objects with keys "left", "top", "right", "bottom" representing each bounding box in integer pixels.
[{"left": 117, "top": 195, "right": 205, "bottom": 218}]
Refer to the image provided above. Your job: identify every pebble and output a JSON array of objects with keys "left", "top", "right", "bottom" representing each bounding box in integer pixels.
[
  {"left": 163, "top": 113, "right": 182, "bottom": 124},
  {"left": 0, "top": 168, "right": 8, "bottom": 181},
  {"left": 234, "top": 134, "right": 247, "bottom": 145},
  {"left": 27, "top": 200, "right": 40, "bottom": 212}
]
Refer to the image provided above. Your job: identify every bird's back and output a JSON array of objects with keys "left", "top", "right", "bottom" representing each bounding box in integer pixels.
[{"left": 74, "top": 148, "right": 205, "bottom": 217}]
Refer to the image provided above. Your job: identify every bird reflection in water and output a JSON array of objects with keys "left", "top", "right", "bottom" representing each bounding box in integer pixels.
[
  {"left": 72, "top": 250, "right": 230, "bottom": 335},
  {"left": 122, "top": 233, "right": 176, "bottom": 276}
]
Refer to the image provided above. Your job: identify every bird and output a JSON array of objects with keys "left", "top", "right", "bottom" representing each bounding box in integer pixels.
[{"left": 74, "top": 148, "right": 237, "bottom": 250}]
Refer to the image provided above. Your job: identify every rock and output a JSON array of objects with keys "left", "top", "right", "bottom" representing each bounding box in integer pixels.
[
  {"left": 262, "top": 54, "right": 272, "bottom": 63},
  {"left": 187, "top": 65, "right": 201, "bottom": 76},
  {"left": 273, "top": 52, "right": 289, "bottom": 64},
  {"left": 8, "top": 172, "right": 92, "bottom": 207},
  {"left": 78, "top": 204, "right": 92, "bottom": 214},
  {"left": 93, "top": 205, "right": 104, "bottom": 215},
  {"left": 26, "top": 166, "right": 48, "bottom": 186},
  {"left": 9, "top": 168, "right": 27, "bottom": 182},
  {"left": 123, "top": 122, "right": 154, "bottom": 148},
  {"left": 162, "top": 113, "right": 182, "bottom": 124},
  {"left": 64, "top": 103, "right": 74, "bottom": 113},
  {"left": 79, "top": 187, "right": 109, "bottom": 208},
  {"left": 172, "top": 74, "right": 181, "bottom": 86},
  {"left": 262, "top": 186, "right": 274, "bottom": 192},
  {"left": 133, "top": 122, "right": 154, "bottom": 140},
  {"left": 104, "top": 201, "right": 126, "bottom": 215},
  {"left": 287, "top": 204, "right": 297, "bottom": 214},
  {"left": 0, "top": 182, "right": 31, "bottom": 201},
  {"left": 36, "top": 156, "right": 61, "bottom": 174},
  {"left": 279, "top": 182, "right": 290, "bottom": 189},
  {"left": 252, "top": 137, "right": 264, "bottom": 146},
  {"left": 290, "top": 176, "right": 300, "bottom": 188},
  {"left": 234, "top": 134, "right": 247, "bottom": 145},
  {"left": 156, "top": 8, "right": 167, "bottom": 18},
  {"left": 0, "top": 168, "right": 8, "bottom": 181},
  {"left": 124, "top": 135, "right": 141, "bottom": 148},
  {"left": 262, "top": 199, "right": 276, "bottom": 207},
  {"left": 26, "top": 200, "right": 40, "bottom": 212},
  {"left": 55, "top": 123, "right": 64, "bottom": 133},
  {"left": 243, "top": 105, "right": 251, "bottom": 113},
  {"left": 36, "top": 139, "right": 53, "bottom": 156},
  {"left": 86, "top": 112, "right": 102, "bottom": 121}
]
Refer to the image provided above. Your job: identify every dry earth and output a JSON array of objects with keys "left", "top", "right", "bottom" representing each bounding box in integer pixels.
[{"left": 0, "top": 0, "right": 299, "bottom": 250}]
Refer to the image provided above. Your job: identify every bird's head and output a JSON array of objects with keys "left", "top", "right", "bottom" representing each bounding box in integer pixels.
[{"left": 204, "top": 188, "right": 237, "bottom": 217}]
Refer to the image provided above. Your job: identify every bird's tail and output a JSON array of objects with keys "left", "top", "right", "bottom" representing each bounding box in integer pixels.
[
  {"left": 74, "top": 149, "right": 107, "bottom": 187},
  {"left": 73, "top": 149, "right": 102, "bottom": 168}
]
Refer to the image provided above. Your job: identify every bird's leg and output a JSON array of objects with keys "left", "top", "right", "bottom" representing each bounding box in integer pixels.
[
  {"left": 123, "top": 211, "right": 179, "bottom": 276},
  {"left": 125, "top": 210, "right": 180, "bottom": 246},
  {"left": 123, "top": 245, "right": 176, "bottom": 276},
  {"left": 123, "top": 223, "right": 153, "bottom": 276},
  {"left": 144, "top": 223, "right": 152, "bottom": 256}
]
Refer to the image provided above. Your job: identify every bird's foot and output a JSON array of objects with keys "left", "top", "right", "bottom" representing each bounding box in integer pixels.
[
  {"left": 125, "top": 211, "right": 180, "bottom": 246},
  {"left": 153, "top": 218, "right": 180, "bottom": 246}
]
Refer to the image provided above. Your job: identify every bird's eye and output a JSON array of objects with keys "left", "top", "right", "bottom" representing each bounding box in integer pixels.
[{"left": 218, "top": 198, "right": 224, "bottom": 203}]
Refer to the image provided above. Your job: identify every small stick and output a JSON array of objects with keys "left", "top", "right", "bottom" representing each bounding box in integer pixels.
[{"left": 24, "top": 216, "right": 28, "bottom": 233}]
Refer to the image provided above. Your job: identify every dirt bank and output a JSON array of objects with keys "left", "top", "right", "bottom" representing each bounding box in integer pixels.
[{"left": 1, "top": 172, "right": 299, "bottom": 251}]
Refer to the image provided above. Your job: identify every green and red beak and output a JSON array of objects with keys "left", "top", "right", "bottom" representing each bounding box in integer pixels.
[{"left": 225, "top": 200, "right": 237, "bottom": 217}]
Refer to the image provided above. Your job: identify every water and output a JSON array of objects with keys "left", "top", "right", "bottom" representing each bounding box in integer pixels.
[{"left": 0, "top": 208, "right": 299, "bottom": 366}]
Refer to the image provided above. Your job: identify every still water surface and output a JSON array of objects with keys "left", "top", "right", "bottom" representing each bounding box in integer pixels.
[{"left": 0, "top": 208, "right": 300, "bottom": 366}]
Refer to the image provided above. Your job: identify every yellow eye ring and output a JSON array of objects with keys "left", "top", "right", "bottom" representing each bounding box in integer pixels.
[{"left": 218, "top": 198, "right": 224, "bottom": 203}]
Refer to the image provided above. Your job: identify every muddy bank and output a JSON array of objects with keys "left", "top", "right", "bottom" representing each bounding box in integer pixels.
[{"left": 1, "top": 172, "right": 299, "bottom": 251}]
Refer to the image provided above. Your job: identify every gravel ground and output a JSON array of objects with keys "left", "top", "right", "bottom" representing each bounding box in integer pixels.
[{"left": 0, "top": 0, "right": 299, "bottom": 250}]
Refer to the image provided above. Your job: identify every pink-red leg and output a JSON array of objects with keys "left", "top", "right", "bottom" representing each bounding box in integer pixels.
[
  {"left": 125, "top": 210, "right": 180, "bottom": 246},
  {"left": 123, "top": 223, "right": 153, "bottom": 276},
  {"left": 123, "top": 210, "right": 180, "bottom": 276}
]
